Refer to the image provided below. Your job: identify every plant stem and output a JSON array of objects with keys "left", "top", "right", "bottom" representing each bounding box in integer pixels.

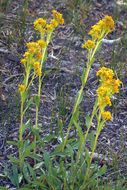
[
  {"left": 62, "top": 65, "right": 91, "bottom": 151},
  {"left": 19, "top": 100, "right": 23, "bottom": 172},
  {"left": 80, "top": 111, "right": 101, "bottom": 190},
  {"left": 73, "top": 102, "right": 98, "bottom": 174}
]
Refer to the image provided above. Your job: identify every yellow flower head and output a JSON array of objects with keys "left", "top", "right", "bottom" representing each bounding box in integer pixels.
[
  {"left": 102, "top": 111, "right": 112, "bottom": 120},
  {"left": 37, "top": 40, "right": 46, "bottom": 48},
  {"left": 35, "top": 51, "right": 42, "bottom": 60},
  {"left": 34, "top": 18, "right": 46, "bottom": 33},
  {"left": 88, "top": 25, "right": 101, "bottom": 40},
  {"left": 96, "top": 86, "right": 108, "bottom": 97},
  {"left": 102, "top": 15, "right": 115, "bottom": 32},
  {"left": 46, "top": 24, "right": 53, "bottom": 33},
  {"left": 36, "top": 68, "right": 42, "bottom": 76},
  {"left": 82, "top": 40, "right": 95, "bottom": 50},
  {"left": 50, "top": 19, "right": 58, "bottom": 28},
  {"left": 23, "top": 51, "right": 30, "bottom": 58},
  {"left": 18, "top": 84, "right": 25, "bottom": 92},
  {"left": 20, "top": 59, "right": 26, "bottom": 66},
  {"left": 52, "top": 10, "right": 64, "bottom": 25},
  {"left": 89, "top": 15, "right": 115, "bottom": 40},
  {"left": 97, "top": 67, "right": 115, "bottom": 81},
  {"left": 34, "top": 62, "right": 40, "bottom": 70},
  {"left": 100, "top": 96, "right": 112, "bottom": 107}
]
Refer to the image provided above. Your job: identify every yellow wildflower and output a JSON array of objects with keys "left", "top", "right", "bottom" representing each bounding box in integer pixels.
[
  {"left": 35, "top": 52, "right": 42, "bottom": 60},
  {"left": 89, "top": 25, "right": 101, "bottom": 40},
  {"left": 82, "top": 40, "right": 95, "bottom": 50},
  {"left": 50, "top": 19, "right": 58, "bottom": 28},
  {"left": 37, "top": 40, "right": 46, "bottom": 48},
  {"left": 100, "top": 96, "right": 112, "bottom": 106},
  {"left": 46, "top": 24, "right": 53, "bottom": 32},
  {"left": 102, "top": 111, "right": 112, "bottom": 120},
  {"left": 33, "top": 18, "right": 46, "bottom": 33},
  {"left": 97, "top": 67, "right": 115, "bottom": 81},
  {"left": 20, "top": 59, "right": 26, "bottom": 66},
  {"left": 18, "top": 84, "right": 25, "bottom": 92},
  {"left": 36, "top": 68, "right": 42, "bottom": 76},
  {"left": 96, "top": 86, "right": 108, "bottom": 97},
  {"left": 23, "top": 51, "right": 30, "bottom": 58},
  {"left": 34, "top": 62, "right": 40, "bottom": 70},
  {"left": 52, "top": 10, "right": 64, "bottom": 25}
]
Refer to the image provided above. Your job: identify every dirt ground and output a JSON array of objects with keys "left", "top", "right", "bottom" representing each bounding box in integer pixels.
[{"left": 0, "top": 0, "right": 127, "bottom": 188}]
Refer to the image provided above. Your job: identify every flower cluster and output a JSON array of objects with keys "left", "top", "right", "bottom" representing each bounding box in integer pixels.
[
  {"left": 82, "top": 15, "right": 115, "bottom": 50},
  {"left": 18, "top": 84, "right": 25, "bottom": 93},
  {"left": 81, "top": 40, "right": 95, "bottom": 50},
  {"left": 34, "top": 10, "right": 64, "bottom": 34},
  {"left": 96, "top": 67, "right": 121, "bottom": 120},
  {"left": 19, "top": 10, "right": 64, "bottom": 93}
]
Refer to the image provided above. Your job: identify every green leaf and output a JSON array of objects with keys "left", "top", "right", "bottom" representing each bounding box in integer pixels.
[
  {"left": 28, "top": 153, "right": 42, "bottom": 162},
  {"left": 57, "top": 119, "right": 63, "bottom": 129},
  {"left": 21, "top": 90, "right": 27, "bottom": 103},
  {"left": 7, "top": 156, "right": 20, "bottom": 164},
  {"left": 19, "top": 188, "right": 32, "bottom": 190},
  {"left": 30, "top": 181, "right": 48, "bottom": 189},
  {"left": 0, "top": 174, "right": 6, "bottom": 177},
  {"left": 27, "top": 163, "right": 37, "bottom": 181},
  {"left": 41, "top": 69, "right": 52, "bottom": 81},
  {"left": 43, "top": 48, "right": 47, "bottom": 63},
  {"left": 75, "top": 90, "right": 83, "bottom": 106},
  {"left": 33, "top": 95, "right": 40, "bottom": 107},
  {"left": 43, "top": 152, "right": 51, "bottom": 170},
  {"left": 0, "top": 187, "right": 9, "bottom": 190},
  {"left": 22, "top": 119, "right": 31, "bottom": 135},
  {"left": 73, "top": 108, "right": 79, "bottom": 122},
  {"left": 22, "top": 142, "right": 36, "bottom": 159},
  {"left": 81, "top": 67, "right": 86, "bottom": 87},
  {"left": 90, "top": 165, "right": 107, "bottom": 182},
  {"left": 73, "top": 120, "right": 84, "bottom": 142},
  {"left": 12, "top": 164, "right": 19, "bottom": 187},
  {"left": 43, "top": 135, "right": 57, "bottom": 142},
  {"left": 23, "top": 98, "right": 33, "bottom": 114},
  {"left": 23, "top": 163, "right": 30, "bottom": 182},
  {"left": 90, "top": 132, "right": 95, "bottom": 151},
  {"left": 50, "top": 151, "right": 68, "bottom": 158},
  {"left": 7, "top": 141, "right": 19, "bottom": 147},
  {"left": 85, "top": 112, "right": 90, "bottom": 128},
  {"left": 54, "top": 143, "right": 63, "bottom": 152},
  {"left": 85, "top": 148, "right": 90, "bottom": 168},
  {"left": 66, "top": 144, "right": 74, "bottom": 155}
]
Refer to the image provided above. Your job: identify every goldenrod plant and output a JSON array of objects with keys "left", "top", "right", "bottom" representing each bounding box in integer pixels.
[
  {"left": 62, "top": 15, "right": 116, "bottom": 151},
  {"left": 5, "top": 13, "right": 123, "bottom": 189}
]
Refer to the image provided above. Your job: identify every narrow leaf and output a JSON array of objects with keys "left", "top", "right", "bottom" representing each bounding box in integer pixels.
[{"left": 73, "top": 120, "right": 84, "bottom": 142}]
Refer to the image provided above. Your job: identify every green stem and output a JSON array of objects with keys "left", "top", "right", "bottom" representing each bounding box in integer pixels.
[
  {"left": 34, "top": 32, "right": 52, "bottom": 157},
  {"left": 19, "top": 100, "right": 23, "bottom": 172},
  {"left": 73, "top": 102, "right": 98, "bottom": 174},
  {"left": 62, "top": 65, "right": 91, "bottom": 152},
  {"left": 80, "top": 111, "right": 101, "bottom": 190}
]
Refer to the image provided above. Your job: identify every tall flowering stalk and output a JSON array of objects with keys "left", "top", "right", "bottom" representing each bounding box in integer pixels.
[
  {"left": 80, "top": 67, "right": 121, "bottom": 189},
  {"left": 33, "top": 10, "right": 64, "bottom": 156},
  {"left": 62, "top": 15, "right": 115, "bottom": 151},
  {"left": 18, "top": 42, "right": 42, "bottom": 171}
]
